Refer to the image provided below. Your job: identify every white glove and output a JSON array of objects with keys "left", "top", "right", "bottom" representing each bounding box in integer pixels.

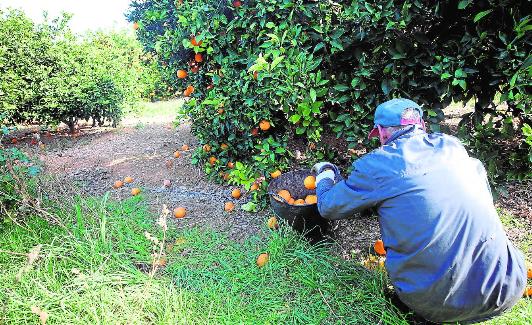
[
  {"left": 316, "top": 170, "right": 335, "bottom": 185},
  {"left": 311, "top": 162, "right": 334, "bottom": 174}
]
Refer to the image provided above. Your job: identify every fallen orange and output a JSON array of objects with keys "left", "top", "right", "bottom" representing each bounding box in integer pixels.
[
  {"left": 256, "top": 253, "right": 269, "bottom": 267},
  {"left": 174, "top": 207, "right": 186, "bottom": 218},
  {"left": 231, "top": 188, "right": 241, "bottom": 199},
  {"left": 374, "top": 239, "right": 386, "bottom": 256}
]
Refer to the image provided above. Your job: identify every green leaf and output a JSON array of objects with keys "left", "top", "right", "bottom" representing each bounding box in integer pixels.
[
  {"left": 296, "top": 127, "right": 306, "bottom": 135},
  {"left": 441, "top": 72, "right": 452, "bottom": 79},
  {"left": 266, "top": 22, "right": 275, "bottom": 29},
  {"left": 289, "top": 114, "right": 301, "bottom": 123},
  {"left": 333, "top": 84, "right": 349, "bottom": 92},
  {"left": 310, "top": 88, "right": 317, "bottom": 102},
  {"left": 458, "top": 0, "right": 472, "bottom": 9},
  {"left": 473, "top": 9, "right": 493, "bottom": 23},
  {"left": 270, "top": 55, "right": 285, "bottom": 70}
]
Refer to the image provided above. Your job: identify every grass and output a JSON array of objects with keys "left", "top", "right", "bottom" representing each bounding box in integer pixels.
[
  {"left": 1, "top": 194, "right": 530, "bottom": 324},
  {"left": 126, "top": 100, "right": 184, "bottom": 120},
  {"left": 0, "top": 194, "right": 409, "bottom": 324}
]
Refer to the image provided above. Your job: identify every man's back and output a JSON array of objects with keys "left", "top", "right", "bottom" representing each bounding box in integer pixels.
[{"left": 317, "top": 128, "right": 527, "bottom": 323}]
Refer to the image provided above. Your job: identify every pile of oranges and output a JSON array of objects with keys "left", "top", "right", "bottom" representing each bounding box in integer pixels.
[{"left": 275, "top": 175, "right": 317, "bottom": 205}]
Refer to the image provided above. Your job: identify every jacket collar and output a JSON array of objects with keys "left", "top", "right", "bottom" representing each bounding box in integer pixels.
[{"left": 385, "top": 125, "right": 426, "bottom": 145}]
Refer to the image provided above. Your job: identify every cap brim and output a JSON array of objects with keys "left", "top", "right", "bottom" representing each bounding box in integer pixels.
[{"left": 368, "top": 127, "right": 379, "bottom": 139}]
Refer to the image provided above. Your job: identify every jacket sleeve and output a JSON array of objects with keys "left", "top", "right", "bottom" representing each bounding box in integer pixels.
[{"left": 316, "top": 158, "right": 382, "bottom": 220}]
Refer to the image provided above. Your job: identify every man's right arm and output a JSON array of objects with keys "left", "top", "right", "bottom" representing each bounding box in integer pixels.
[{"left": 316, "top": 158, "right": 382, "bottom": 220}]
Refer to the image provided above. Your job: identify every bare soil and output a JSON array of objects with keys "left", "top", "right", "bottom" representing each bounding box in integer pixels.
[{"left": 7, "top": 103, "right": 530, "bottom": 260}]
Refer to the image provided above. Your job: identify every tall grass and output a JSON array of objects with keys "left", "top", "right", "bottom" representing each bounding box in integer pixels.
[{"left": 1, "top": 194, "right": 529, "bottom": 324}]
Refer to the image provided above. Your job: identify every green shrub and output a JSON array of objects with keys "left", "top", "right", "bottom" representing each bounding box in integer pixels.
[
  {"left": 129, "top": 0, "right": 530, "bottom": 183},
  {"left": 0, "top": 9, "right": 159, "bottom": 132}
]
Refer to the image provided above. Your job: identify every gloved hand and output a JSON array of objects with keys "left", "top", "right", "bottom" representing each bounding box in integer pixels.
[{"left": 312, "top": 162, "right": 338, "bottom": 185}]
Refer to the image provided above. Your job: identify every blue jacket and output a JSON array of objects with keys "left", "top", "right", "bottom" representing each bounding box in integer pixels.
[{"left": 317, "top": 126, "right": 527, "bottom": 323}]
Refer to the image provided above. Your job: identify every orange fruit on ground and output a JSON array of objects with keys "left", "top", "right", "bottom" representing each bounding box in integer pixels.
[
  {"left": 525, "top": 287, "right": 532, "bottom": 297},
  {"left": 11, "top": 138, "right": 17, "bottom": 144},
  {"left": 288, "top": 198, "right": 295, "bottom": 205},
  {"left": 277, "top": 189, "right": 291, "bottom": 202},
  {"left": 113, "top": 180, "right": 124, "bottom": 189},
  {"left": 270, "top": 170, "right": 282, "bottom": 179},
  {"left": 305, "top": 195, "right": 318, "bottom": 204},
  {"left": 124, "top": 176, "right": 134, "bottom": 183},
  {"left": 231, "top": 188, "right": 241, "bottom": 199},
  {"left": 294, "top": 199, "right": 305, "bottom": 205},
  {"left": 220, "top": 143, "right": 229, "bottom": 150},
  {"left": 209, "top": 156, "right": 217, "bottom": 166},
  {"left": 224, "top": 202, "right": 235, "bottom": 212},
  {"left": 250, "top": 183, "right": 259, "bottom": 191},
  {"left": 374, "top": 239, "right": 386, "bottom": 256},
  {"left": 190, "top": 36, "right": 203, "bottom": 46},
  {"left": 527, "top": 267, "right": 532, "bottom": 279},
  {"left": 181, "top": 144, "right": 189, "bottom": 151},
  {"left": 304, "top": 175, "right": 316, "bottom": 190},
  {"left": 217, "top": 108, "right": 224, "bottom": 114},
  {"left": 194, "top": 53, "right": 203, "bottom": 62},
  {"left": 174, "top": 207, "right": 186, "bottom": 218},
  {"left": 259, "top": 120, "right": 271, "bottom": 131},
  {"left": 267, "top": 217, "right": 279, "bottom": 230},
  {"left": 227, "top": 161, "right": 235, "bottom": 169},
  {"left": 133, "top": 22, "right": 139, "bottom": 30},
  {"left": 174, "top": 151, "right": 181, "bottom": 158},
  {"left": 256, "top": 253, "right": 269, "bottom": 268},
  {"left": 131, "top": 188, "right": 141, "bottom": 196},
  {"left": 233, "top": 0, "right": 242, "bottom": 8},
  {"left": 177, "top": 70, "right": 187, "bottom": 79},
  {"left": 163, "top": 179, "right": 171, "bottom": 187},
  {"left": 203, "top": 144, "right": 211, "bottom": 152}
]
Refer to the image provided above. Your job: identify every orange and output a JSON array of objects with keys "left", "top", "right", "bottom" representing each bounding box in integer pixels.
[
  {"left": 203, "top": 144, "right": 211, "bottom": 152},
  {"left": 233, "top": 0, "right": 242, "bottom": 8},
  {"left": 223, "top": 173, "right": 230, "bottom": 181},
  {"left": 124, "top": 176, "right": 134, "bottom": 183},
  {"left": 174, "top": 151, "right": 181, "bottom": 158},
  {"left": 194, "top": 53, "right": 203, "bottom": 62},
  {"left": 190, "top": 36, "right": 203, "bottom": 46},
  {"left": 267, "top": 217, "right": 279, "bottom": 230},
  {"left": 527, "top": 266, "right": 532, "bottom": 279},
  {"left": 288, "top": 198, "right": 295, "bottom": 205},
  {"left": 525, "top": 287, "right": 532, "bottom": 297},
  {"left": 250, "top": 183, "right": 259, "bottom": 191},
  {"left": 11, "top": 138, "right": 17, "bottom": 144},
  {"left": 374, "top": 240, "right": 386, "bottom": 256},
  {"left": 133, "top": 22, "right": 139, "bottom": 30},
  {"left": 294, "top": 199, "right": 305, "bottom": 205},
  {"left": 181, "top": 144, "right": 189, "bottom": 151},
  {"left": 220, "top": 143, "right": 229, "bottom": 150},
  {"left": 224, "top": 202, "right": 235, "bottom": 212},
  {"left": 253, "top": 71, "right": 258, "bottom": 80},
  {"left": 305, "top": 195, "right": 317, "bottom": 204},
  {"left": 304, "top": 175, "right": 316, "bottom": 190},
  {"left": 227, "top": 161, "right": 235, "bottom": 169},
  {"left": 231, "top": 188, "right": 241, "bottom": 199},
  {"left": 277, "top": 189, "right": 291, "bottom": 202},
  {"left": 209, "top": 156, "right": 217, "bottom": 166},
  {"left": 259, "top": 120, "right": 271, "bottom": 131},
  {"left": 174, "top": 207, "right": 186, "bottom": 218},
  {"left": 113, "top": 180, "right": 124, "bottom": 189},
  {"left": 270, "top": 170, "right": 281, "bottom": 179},
  {"left": 218, "top": 108, "right": 224, "bottom": 114},
  {"left": 256, "top": 253, "right": 269, "bottom": 267},
  {"left": 131, "top": 188, "right": 141, "bottom": 196},
  {"left": 177, "top": 70, "right": 187, "bottom": 79},
  {"left": 183, "top": 85, "right": 194, "bottom": 96}
]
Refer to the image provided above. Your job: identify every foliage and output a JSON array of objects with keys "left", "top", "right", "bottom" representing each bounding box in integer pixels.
[
  {"left": 128, "top": 0, "right": 531, "bottom": 182},
  {"left": 0, "top": 9, "right": 158, "bottom": 132},
  {"left": 0, "top": 119, "right": 39, "bottom": 217}
]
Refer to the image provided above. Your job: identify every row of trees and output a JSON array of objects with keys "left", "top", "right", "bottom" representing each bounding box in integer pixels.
[
  {"left": 0, "top": 9, "right": 163, "bottom": 133},
  {"left": 128, "top": 0, "right": 530, "bottom": 183}
]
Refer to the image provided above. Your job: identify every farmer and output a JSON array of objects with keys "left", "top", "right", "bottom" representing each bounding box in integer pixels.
[{"left": 312, "top": 98, "right": 528, "bottom": 323}]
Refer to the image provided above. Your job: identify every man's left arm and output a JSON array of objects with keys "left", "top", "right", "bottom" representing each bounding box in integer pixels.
[{"left": 315, "top": 160, "right": 381, "bottom": 220}]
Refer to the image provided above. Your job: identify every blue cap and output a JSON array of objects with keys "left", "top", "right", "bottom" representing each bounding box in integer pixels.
[{"left": 368, "top": 98, "right": 424, "bottom": 139}]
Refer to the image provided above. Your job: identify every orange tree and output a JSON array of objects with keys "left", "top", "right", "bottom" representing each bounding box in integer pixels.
[{"left": 127, "top": 0, "right": 531, "bottom": 185}]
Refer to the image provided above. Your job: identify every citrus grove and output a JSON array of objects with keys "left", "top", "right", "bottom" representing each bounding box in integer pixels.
[{"left": 127, "top": 0, "right": 531, "bottom": 187}]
